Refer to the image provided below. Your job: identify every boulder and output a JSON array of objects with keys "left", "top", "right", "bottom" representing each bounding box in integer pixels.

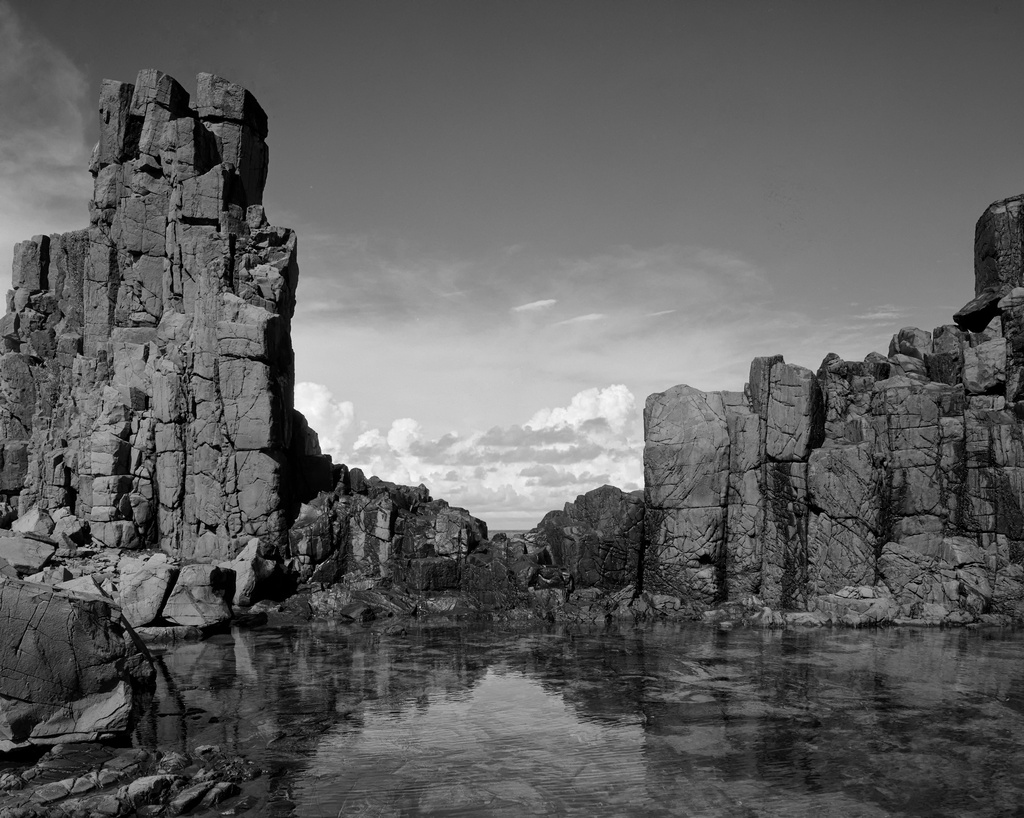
[
  {"left": 119, "top": 553, "right": 179, "bottom": 627},
  {"left": 161, "top": 564, "right": 232, "bottom": 628},
  {"left": 0, "top": 535, "right": 56, "bottom": 575},
  {"left": 12, "top": 507, "right": 55, "bottom": 537},
  {"left": 0, "top": 578, "right": 154, "bottom": 751},
  {"left": 220, "top": 537, "right": 277, "bottom": 607}
]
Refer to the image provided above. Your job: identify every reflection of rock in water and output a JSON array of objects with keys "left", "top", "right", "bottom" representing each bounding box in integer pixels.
[
  {"left": 127, "top": 622, "right": 1024, "bottom": 817},
  {"left": 295, "top": 669, "right": 647, "bottom": 816}
]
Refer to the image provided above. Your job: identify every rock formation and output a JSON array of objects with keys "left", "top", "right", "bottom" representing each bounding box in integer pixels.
[
  {"left": 528, "top": 484, "right": 644, "bottom": 589},
  {"left": 643, "top": 194, "right": 1024, "bottom": 620},
  {"left": 0, "top": 578, "right": 154, "bottom": 751},
  {"left": 289, "top": 464, "right": 488, "bottom": 591},
  {"left": 1, "top": 69, "right": 331, "bottom": 564}
]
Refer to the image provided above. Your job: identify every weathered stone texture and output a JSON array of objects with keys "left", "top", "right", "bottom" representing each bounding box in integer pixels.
[
  {"left": 0, "top": 578, "right": 153, "bottom": 751},
  {"left": 289, "top": 466, "right": 488, "bottom": 590},
  {"left": 530, "top": 484, "right": 644, "bottom": 589},
  {"left": 641, "top": 195, "right": 1024, "bottom": 618},
  {"left": 0, "top": 70, "right": 331, "bottom": 562}
]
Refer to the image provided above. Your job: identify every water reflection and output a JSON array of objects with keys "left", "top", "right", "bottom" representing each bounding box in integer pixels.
[
  {"left": 140, "top": 623, "right": 1024, "bottom": 817},
  {"left": 298, "top": 670, "right": 647, "bottom": 816}
]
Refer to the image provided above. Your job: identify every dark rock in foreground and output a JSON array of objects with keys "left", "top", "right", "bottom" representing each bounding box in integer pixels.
[{"left": 0, "top": 578, "right": 153, "bottom": 752}]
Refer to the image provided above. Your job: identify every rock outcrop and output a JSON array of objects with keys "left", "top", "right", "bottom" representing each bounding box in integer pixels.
[
  {"left": 643, "top": 194, "right": 1024, "bottom": 620},
  {"left": 529, "top": 484, "right": 644, "bottom": 589},
  {"left": 0, "top": 578, "right": 154, "bottom": 751},
  {"left": 289, "top": 465, "right": 488, "bottom": 591},
  {"left": 0, "top": 69, "right": 331, "bottom": 564}
]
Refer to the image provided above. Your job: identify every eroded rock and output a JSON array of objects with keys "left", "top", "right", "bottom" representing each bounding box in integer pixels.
[{"left": 0, "top": 578, "right": 153, "bottom": 752}]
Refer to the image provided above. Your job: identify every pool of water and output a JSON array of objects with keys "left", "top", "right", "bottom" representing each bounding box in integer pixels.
[{"left": 141, "top": 620, "right": 1024, "bottom": 817}]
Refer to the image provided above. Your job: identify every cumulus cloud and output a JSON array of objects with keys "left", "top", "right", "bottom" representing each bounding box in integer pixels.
[
  {"left": 512, "top": 298, "right": 557, "bottom": 312},
  {"left": 0, "top": 3, "right": 92, "bottom": 289},
  {"left": 298, "top": 382, "right": 645, "bottom": 529},
  {"left": 294, "top": 382, "right": 356, "bottom": 458}
]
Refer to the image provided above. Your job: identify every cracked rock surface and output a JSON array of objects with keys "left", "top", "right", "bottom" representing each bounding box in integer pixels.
[
  {"left": 643, "top": 195, "right": 1024, "bottom": 620},
  {"left": 0, "top": 578, "right": 153, "bottom": 752},
  {"left": 0, "top": 69, "right": 331, "bottom": 564}
]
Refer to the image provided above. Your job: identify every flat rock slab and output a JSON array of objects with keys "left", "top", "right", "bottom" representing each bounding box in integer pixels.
[{"left": 0, "top": 536, "right": 56, "bottom": 574}]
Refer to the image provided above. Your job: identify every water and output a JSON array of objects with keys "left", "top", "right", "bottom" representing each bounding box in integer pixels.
[{"left": 141, "top": 621, "right": 1024, "bottom": 817}]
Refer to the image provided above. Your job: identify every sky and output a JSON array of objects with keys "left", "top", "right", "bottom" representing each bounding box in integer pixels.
[{"left": 3, "top": 1, "right": 1024, "bottom": 528}]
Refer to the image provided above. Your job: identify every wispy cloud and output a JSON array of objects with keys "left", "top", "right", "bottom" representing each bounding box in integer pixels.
[
  {"left": 852, "top": 304, "right": 906, "bottom": 322},
  {"left": 554, "top": 313, "right": 606, "bottom": 326},
  {"left": 512, "top": 298, "right": 557, "bottom": 313}
]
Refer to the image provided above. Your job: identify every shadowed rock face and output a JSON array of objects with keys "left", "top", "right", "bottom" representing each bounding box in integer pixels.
[
  {"left": 531, "top": 484, "right": 645, "bottom": 590},
  {"left": 0, "top": 70, "right": 331, "bottom": 562},
  {"left": 642, "top": 196, "right": 1024, "bottom": 617}
]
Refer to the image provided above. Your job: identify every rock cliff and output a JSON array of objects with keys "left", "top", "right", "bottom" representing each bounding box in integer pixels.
[
  {"left": 1, "top": 70, "right": 331, "bottom": 563},
  {"left": 643, "top": 194, "right": 1024, "bottom": 620}
]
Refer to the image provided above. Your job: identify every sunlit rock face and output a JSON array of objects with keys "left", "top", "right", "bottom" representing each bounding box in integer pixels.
[
  {"left": 644, "top": 197, "right": 1024, "bottom": 616},
  {"left": 0, "top": 70, "right": 331, "bottom": 562}
]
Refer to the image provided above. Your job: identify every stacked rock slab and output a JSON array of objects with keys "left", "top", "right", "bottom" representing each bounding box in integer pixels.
[
  {"left": 644, "top": 195, "right": 1024, "bottom": 617},
  {"left": 0, "top": 70, "right": 330, "bottom": 561}
]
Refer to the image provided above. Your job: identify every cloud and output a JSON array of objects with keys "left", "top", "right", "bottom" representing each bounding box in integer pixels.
[
  {"left": 0, "top": 3, "right": 92, "bottom": 289},
  {"left": 294, "top": 382, "right": 356, "bottom": 458},
  {"left": 554, "top": 313, "right": 606, "bottom": 326},
  {"left": 297, "top": 382, "right": 645, "bottom": 529},
  {"left": 527, "top": 384, "right": 636, "bottom": 433},
  {"left": 511, "top": 298, "right": 557, "bottom": 312},
  {"left": 852, "top": 304, "right": 907, "bottom": 321}
]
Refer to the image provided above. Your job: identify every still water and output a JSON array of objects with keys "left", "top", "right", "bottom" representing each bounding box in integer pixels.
[{"left": 142, "top": 621, "right": 1024, "bottom": 817}]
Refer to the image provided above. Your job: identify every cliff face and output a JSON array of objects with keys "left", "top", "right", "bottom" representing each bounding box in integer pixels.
[
  {"left": 1, "top": 70, "right": 331, "bottom": 562},
  {"left": 643, "top": 195, "right": 1024, "bottom": 617}
]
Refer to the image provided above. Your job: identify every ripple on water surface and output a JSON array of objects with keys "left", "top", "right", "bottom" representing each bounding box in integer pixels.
[{"left": 144, "top": 622, "right": 1024, "bottom": 817}]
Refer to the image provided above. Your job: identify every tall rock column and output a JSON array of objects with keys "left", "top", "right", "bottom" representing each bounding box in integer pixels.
[
  {"left": 0, "top": 70, "right": 331, "bottom": 561},
  {"left": 643, "top": 385, "right": 730, "bottom": 602}
]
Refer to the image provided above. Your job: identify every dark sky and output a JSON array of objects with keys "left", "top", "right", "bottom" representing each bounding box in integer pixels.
[{"left": 4, "top": 0, "right": 1024, "bottom": 525}]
